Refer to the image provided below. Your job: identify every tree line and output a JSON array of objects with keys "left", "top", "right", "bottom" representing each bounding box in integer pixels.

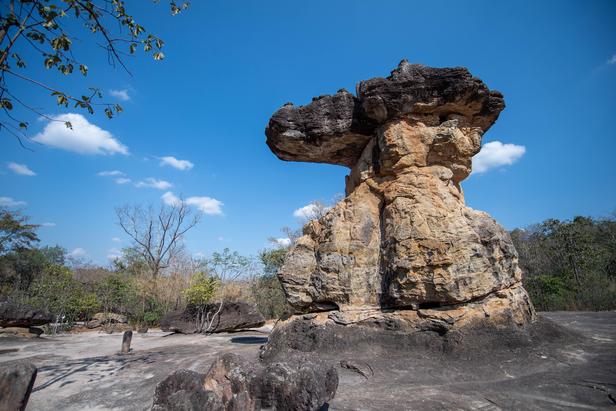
[
  {"left": 1, "top": 205, "right": 614, "bottom": 331},
  {"left": 512, "top": 214, "right": 616, "bottom": 311},
  {"left": 0, "top": 205, "right": 289, "bottom": 332}
]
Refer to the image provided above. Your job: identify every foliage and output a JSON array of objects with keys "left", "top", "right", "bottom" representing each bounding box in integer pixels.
[
  {"left": 28, "top": 264, "right": 100, "bottom": 322},
  {"left": 513, "top": 215, "right": 616, "bottom": 311},
  {"left": 96, "top": 272, "right": 135, "bottom": 316},
  {"left": 183, "top": 272, "right": 218, "bottom": 307},
  {"left": 0, "top": 245, "right": 66, "bottom": 293},
  {"left": 0, "top": 0, "right": 189, "bottom": 144},
  {"left": 0, "top": 208, "right": 39, "bottom": 253},
  {"left": 253, "top": 247, "right": 290, "bottom": 319}
]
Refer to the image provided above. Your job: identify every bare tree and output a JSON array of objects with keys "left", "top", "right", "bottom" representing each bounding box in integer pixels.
[{"left": 115, "top": 201, "right": 199, "bottom": 279}]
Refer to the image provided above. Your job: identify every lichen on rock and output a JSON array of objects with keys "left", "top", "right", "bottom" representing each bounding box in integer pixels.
[{"left": 265, "top": 60, "right": 535, "bottom": 343}]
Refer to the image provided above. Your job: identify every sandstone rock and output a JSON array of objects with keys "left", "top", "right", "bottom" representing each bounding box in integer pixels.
[
  {"left": 0, "top": 301, "right": 53, "bottom": 328},
  {"left": 259, "top": 354, "right": 338, "bottom": 411},
  {"left": 0, "top": 326, "right": 43, "bottom": 338},
  {"left": 152, "top": 369, "right": 215, "bottom": 411},
  {"left": 87, "top": 312, "right": 128, "bottom": 329},
  {"left": 151, "top": 353, "right": 338, "bottom": 411},
  {"left": 160, "top": 301, "right": 265, "bottom": 334},
  {"left": 0, "top": 360, "right": 37, "bottom": 411},
  {"left": 264, "top": 61, "right": 535, "bottom": 349}
]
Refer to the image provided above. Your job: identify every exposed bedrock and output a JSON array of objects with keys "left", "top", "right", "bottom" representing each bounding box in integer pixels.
[{"left": 265, "top": 61, "right": 535, "bottom": 343}]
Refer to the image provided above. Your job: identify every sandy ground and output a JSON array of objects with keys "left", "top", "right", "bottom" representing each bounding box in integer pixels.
[{"left": 1, "top": 313, "right": 615, "bottom": 410}]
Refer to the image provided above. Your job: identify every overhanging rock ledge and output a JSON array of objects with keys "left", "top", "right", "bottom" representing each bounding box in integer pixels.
[{"left": 264, "top": 60, "right": 536, "bottom": 356}]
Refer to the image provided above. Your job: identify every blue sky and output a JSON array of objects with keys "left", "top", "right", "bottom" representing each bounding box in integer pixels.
[{"left": 2, "top": 0, "right": 615, "bottom": 264}]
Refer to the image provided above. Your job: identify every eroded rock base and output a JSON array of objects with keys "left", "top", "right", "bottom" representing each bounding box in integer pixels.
[{"left": 261, "top": 287, "right": 557, "bottom": 363}]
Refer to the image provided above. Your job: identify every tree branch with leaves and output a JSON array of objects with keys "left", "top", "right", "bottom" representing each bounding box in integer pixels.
[{"left": 0, "top": 0, "right": 189, "bottom": 146}]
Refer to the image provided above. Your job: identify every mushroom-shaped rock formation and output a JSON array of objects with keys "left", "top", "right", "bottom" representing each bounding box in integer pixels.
[{"left": 264, "top": 61, "right": 535, "bottom": 353}]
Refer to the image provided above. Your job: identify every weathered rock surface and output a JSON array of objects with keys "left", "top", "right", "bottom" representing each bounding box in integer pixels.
[
  {"left": 160, "top": 301, "right": 265, "bottom": 334},
  {"left": 0, "top": 301, "right": 53, "bottom": 328},
  {"left": 0, "top": 326, "right": 44, "bottom": 338},
  {"left": 152, "top": 353, "right": 338, "bottom": 411},
  {"left": 86, "top": 312, "right": 128, "bottom": 329},
  {"left": 0, "top": 360, "right": 37, "bottom": 411},
  {"left": 265, "top": 61, "right": 535, "bottom": 348}
]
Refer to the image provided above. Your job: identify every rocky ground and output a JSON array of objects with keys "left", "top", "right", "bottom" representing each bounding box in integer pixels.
[{"left": 0, "top": 312, "right": 614, "bottom": 410}]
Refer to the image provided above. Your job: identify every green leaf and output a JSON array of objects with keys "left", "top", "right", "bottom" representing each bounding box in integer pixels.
[
  {"left": 79, "top": 64, "right": 88, "bottom": 76},
  {"left": 153, "top": 51, "right": 164, "bottom": 60},
  {"left": 19, "top": 122, "right": 28, "bottom": 130},
  {"left": 104, "top": 108, "right": 113, "bottom": 119},
  {"left": 55, "top": 94, "right": 68, "bottom": 107},
  {"left": 65, "top": 121, "right": 73, "bottom": 129},
  {"left": 1, "top": 99, "right": 13, "bottom": 110}
]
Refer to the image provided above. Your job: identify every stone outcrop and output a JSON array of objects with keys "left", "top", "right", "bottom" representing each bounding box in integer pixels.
[
  {"left": 0, "top": 326, "right": 44, "bottom": 338},
  {"left": 160, "top": 301, "right": 265, "bottom": 334},
  {"left": 0, "top": 301, "right": 53, "bottom": 328},
  {"left": 86, "top": 312, "right": 128, "bottom": 329},
  {"left": 265, "top": 61, "right": 535, "bottom": 347},
  {"left": 152, "top": 353, "right": 338, "bottom": 411},
  {"left": 0, "top": 360, "right": 37, "bottom": 411}
]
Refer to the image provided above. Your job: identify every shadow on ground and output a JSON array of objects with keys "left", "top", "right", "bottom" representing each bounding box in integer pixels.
[{"left": 230, "top": 336, "right": 268, "bottom": 345}]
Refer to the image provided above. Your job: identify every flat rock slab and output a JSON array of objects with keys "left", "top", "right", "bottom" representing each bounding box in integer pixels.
[
  {"left": 0, "top": 314, "right": 614, "bottom": 410},
  {"left": 327, "top": 311, "right": 616, "bottom": 410}
]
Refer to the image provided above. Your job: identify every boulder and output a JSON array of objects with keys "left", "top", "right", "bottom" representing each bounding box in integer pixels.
[
  {"left": 0, "top": 360, "right": 37, "bottom": 411},
  {"left": 0, "top": 301, "right": 53, "bottom": 328},
  {"left": 86, "top": 312, "right": 128, "bottom": 329},
  {"left": 263, "top": 60, "right": 535, "bottom": 354},
  {"left": 152, "top": 369, "right": 216, "bottom": 411},
  {"left": 0, "top": 326, "right": 44, "bottom": 338},
  {"left": 160, "top": 301, "right": 265, "bottom": 334},
  {"left": 152, "top": 353, "right": 337, "bottom": 411}
]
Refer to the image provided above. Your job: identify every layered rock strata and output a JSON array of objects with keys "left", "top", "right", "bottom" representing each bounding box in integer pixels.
[{"left": 265, "top": 61, "right": 535, "bottom": 344}]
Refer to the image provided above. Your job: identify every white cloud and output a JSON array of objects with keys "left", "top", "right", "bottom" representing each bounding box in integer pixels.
[
  {"left": 161, "top": 191, "right": 223, "bottom": 215},
  {"left": 274, "top": 237, "right": 291, "bottom": 247},
  {"left": 40, "top": 222, "right": 56, "bottom": 227},
  {"left": 135, "top": 178, "right": 173, "bottom": 190},
  {"left": 8, "top": 162, "right": 36, "bottom": 176},
  {"left": 97, "top": 170, "right": 125, "bottom": 177},
  {"left": 161, "top": 191, "right": 181, "bottom": 206},
  {"left": 471, "top": 141, "right": 526, "bottom": 174},
  {"left": 0, "top": 196, "right": 26, "bottom": 207},
  {"left": 68, "top": 247, "right": 87, "bottom": 258},
  {"left": 293, "top": 203, "right": 331, "bottom": 219},
  {"left": 109, "top": 89, "right": 131, "bottom": 101},
  {"left": 115, "top": 177, "right": 131, "bottom": 185},
  {"left": 186, "top": 196, "right": 223, "bottom": 215},
  {"left": 159, "top": 156, "right": 194, "bottom": 171},
  {"left": 107, "top": 248, "right": 122, "bottom": 261},
  {"left": 111, "top": 237, "right": 122, "bottom": 243},
  {"left": 607, "top": 54, "right": 616, "bottom": 65},
  {"left": 32, "top": 113, "right": 129, "bottom": 155}
]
